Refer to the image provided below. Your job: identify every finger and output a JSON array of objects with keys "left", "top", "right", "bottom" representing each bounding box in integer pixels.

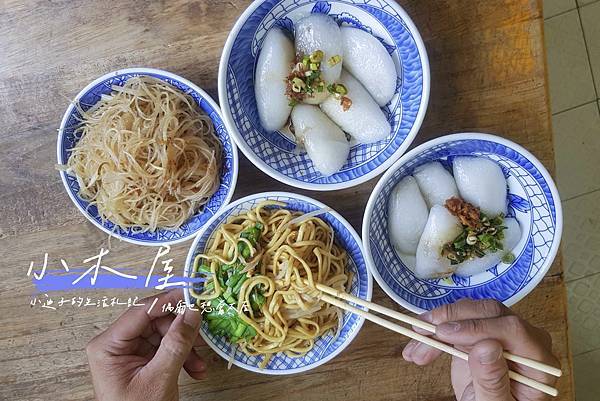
[
  {"left": 410, "top": 310, "right": 435, "bottom": 335},
  {"left": 402, "top": 339, "right": 443, "bottom": 365},
  {"left": 143, "top": 314, "right": 176, "bottom": 345},
  {"left": 183, "top": 348, "right": 207, "bottom": 380},
  {"left": 152, "top": 314, "right": 205, "bottom": 346},
  {"left": 459, "top": 382, "right": 476, "bottom": 401},
  {"left": 452, "top": 357, "right": 473, "bottom": 400},
  {"left": 145, "top": 313, "right": 206, "bottom": 348},
  {"left": 436, "top": 315, "right": 557, "bottom": 366},
  {"left": 468, "top": 340, "right": 513, "bottom": 401},
  {"left": 426, "top": 299, "right": 512, "bottom": 326},
  {"left": 405, "top": 299, "right": 510, "bottom": 365},
  {"left": 107, "top": 289, "right": 187, "bottom": 342},
  {"left": 402, "top": 339, "right": 417, "bottom": 361},
  {"left": 135, "top": 338, "right": 158, "bottom": 360},
  {"left": 194, "top": 334, "right": 206, "bottom": 347},
  {"left": 143, "top": 307, "right": 202, "bottom": 382}
]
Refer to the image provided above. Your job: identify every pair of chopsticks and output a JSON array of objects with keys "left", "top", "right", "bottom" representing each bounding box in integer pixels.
[{"left": 317, "top": 283, "right": 561, "bottom": 397}]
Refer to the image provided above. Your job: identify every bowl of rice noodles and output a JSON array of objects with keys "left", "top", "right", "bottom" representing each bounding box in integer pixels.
[
  {"left": 57, "top": 68, "right": 237, "bottom": 245},
  {"left": 184, "top": 191, "right": 372, "bottom": 373}
]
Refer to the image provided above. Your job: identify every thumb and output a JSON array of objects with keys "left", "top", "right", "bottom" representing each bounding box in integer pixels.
[
  {"left": 459, "top": 383, "right": 476, "bottom": 401},
  {"left": 146, "top": 308, "right": 202, "bottom": 382},
  {"left": 468, "top": 340, "right": 514, "bottom": 401}
]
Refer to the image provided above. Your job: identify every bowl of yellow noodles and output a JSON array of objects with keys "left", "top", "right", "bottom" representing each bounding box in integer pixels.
[
  {"left": 57, "top": 68, "right": 238, "bottom": 246},
  {"left": 184, "top": 191, "right": 372, "bottom": 374}
]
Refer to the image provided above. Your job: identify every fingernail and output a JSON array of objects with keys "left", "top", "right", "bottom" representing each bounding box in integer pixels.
[
  {"left": 193, "top": 349, "right": 206, "bottom": 372},
  {"left": 460, "top": 387, "right": 476, "bottom": 401},
  {"left": 420, "top": 311, "right": 432, "bottom": 322},
  {"left": 403, "top": 341, "right": 416, "bottom": 359},
  {"left": 183, "top": 308, "right": 202, "bottom": 329},
  {"left": 195, "top": 362, "right": 206, "bottom": 373},
  {"left": 478, "top": 347, "right": 502, "bottom": 365},
  {"left": 411, "top": 342, "right": 428, "bottom": 362},
  {"left": 437, "top": 321, "right": 461, "bottom": 334}
]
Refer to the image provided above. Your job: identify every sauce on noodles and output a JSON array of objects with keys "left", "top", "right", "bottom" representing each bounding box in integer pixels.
[{"left": 191, "top": 201, "right": 351, "bottom": 368}]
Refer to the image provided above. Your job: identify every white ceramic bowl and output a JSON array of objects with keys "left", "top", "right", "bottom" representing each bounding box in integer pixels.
[
  {"left": 57, "top": 68, "right": 238, "bottom": 246},
  {"left": 363, "top": 133, "right": 563, "bottom": 313},
  {"left": 218, "top": 0, "right": 429, "bottom": 191},
  {"left": 184, "top": 191, "right": 372, "bottom": 374}
]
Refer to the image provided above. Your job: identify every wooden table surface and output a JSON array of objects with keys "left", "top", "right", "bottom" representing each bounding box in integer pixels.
[{"left": 0, "top": 0, "right": 574, "bottom": 400}]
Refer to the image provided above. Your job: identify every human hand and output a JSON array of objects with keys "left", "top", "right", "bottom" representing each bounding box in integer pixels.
[
  {"left": 402, "top": 299, "right": 559, "bottom": 401},
  {"left": 86, "top": 289, "right": 206, "bottom": 401}
]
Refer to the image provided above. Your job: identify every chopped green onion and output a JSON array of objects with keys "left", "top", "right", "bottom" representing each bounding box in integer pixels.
[
  {"left": 334, "top": 84, "right": 347, "bottom": 95},
  {"left": 442, "top": 206, "right": 508, "bottom": 264},
  {"left": 197, "top": 263, "right": 211, "bottom": 273},
  {"left": 203, "top": 281, "right": 214, "bottom": 292},
  {"left": 237, "top": 241, "right": 251, "bottom": 259},
  {"left": 232, "top": 275, "right": 249, "bottom": 295},
  {"left": 203, "top": 223, "right": 266, "bottom": 343},
  {"left": 310, "top": 50, "right": 324, "bottom": 63},
  {"left": 328, "top": 54, "right": 342, "bottom": 66},
  {"left": 225, "top": 272, "right": 243, "bottom": 288},
  {"left": 292, "top": 77, "right": 305, "bottom": 88},
  {"left": 502, "top": 252, "right": 516, "bottom": 264},
  {"left": 250, "top": 291, "right": 265, "bottom": 311},
  {"left": 233, "top": 322, "right": 246, "bottom": 338},
  {"left": 243, "top": 325, "right": 257, "bottom": 338}
]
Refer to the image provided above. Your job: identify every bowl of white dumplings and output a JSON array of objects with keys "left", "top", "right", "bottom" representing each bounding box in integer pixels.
[
  {"left": 362, "top": 133, "right": 563, "bottom": 313},
  {"left": 218, "top": 0, "right": 429, "bottom": 190}
]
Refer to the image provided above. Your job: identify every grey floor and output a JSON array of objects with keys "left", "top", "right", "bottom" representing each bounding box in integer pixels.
[{"left": 544, "top": 0, "right": 600, "bottom": 400}]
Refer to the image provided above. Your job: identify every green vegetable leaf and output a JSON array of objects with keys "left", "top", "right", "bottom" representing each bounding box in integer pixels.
[{"left": 501, "top": 252, "right": 516, "bottom": 264}]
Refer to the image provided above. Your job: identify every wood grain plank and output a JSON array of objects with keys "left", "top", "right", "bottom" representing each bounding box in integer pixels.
[{"left": 0, "top": 0, "right": 573, "bottom": 400}]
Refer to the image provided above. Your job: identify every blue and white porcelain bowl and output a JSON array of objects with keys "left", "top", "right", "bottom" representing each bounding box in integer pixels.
[
  {"left": 218, "top": 0, "right": 429, "bottom": 190},
  {"left": 184, "top": 192, "right": 373, "bottom": 374},
  {"left": 363, "top": 133, "right": 563, "bottom": 313},
  {"left": 57, "top": 68, "right": 238, "bottom": 246}
]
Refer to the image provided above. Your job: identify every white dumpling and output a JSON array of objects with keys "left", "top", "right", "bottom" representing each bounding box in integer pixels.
[
  {"left": 295, "top": 14, "right": 343, "bottom": 83},
  {"left": 291, "top": 104, "right": 349, "bottom": 176},
  {"left": 388, "top": 176, "right": 429, "bottom": 255},
  {"left": 255, "top": 28, "right": 294, "bottom": 132},
  {"left": 453, "top": 157, "right": 508, "bottom": 217},
  {"left": 399, "top": 253, "right": 417, "bottom": 272},
  {"left": 415, "top": 205, "right": 463, "bottom": 279},
  {"left": 320, "top": 70, "right": 390, "bottom": 144},
  {"left": 413, "top": 162, "right": 459, "bottom": 207},
  {"left": 454, "top": 218, "right": 521, "bottom": 277},
  {"left": 340, "top": 27, "right": 396, "bottom": 106}
]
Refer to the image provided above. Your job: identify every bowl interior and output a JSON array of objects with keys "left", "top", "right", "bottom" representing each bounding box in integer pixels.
[
  {"left": 221, "top": 0, "right": 427, "bottom": 188},
  {"left": 185, "top": 193, "right": 371, "bottom": 373},
  {"left": 366, "top": 137, "right": 561, "bottom": 312},
  {"left": 58, "top": 69, "right": 236, "bottom": 245}
]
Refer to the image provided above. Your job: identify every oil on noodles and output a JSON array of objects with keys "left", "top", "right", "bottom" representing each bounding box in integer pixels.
[
  {"left": 191, "top": 201, "right": 351, "bottom": 368},
  {"left": 63, "top": 76, "right": 221, "bottom": 232}
]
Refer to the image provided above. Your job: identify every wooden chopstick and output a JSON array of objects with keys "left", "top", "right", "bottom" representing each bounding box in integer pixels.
[
  {"left": 316, "top": 283, "right": 562, "bottom": 378},
  {"left": 317, "top": 290, "right": 559, "bottom": 397}
]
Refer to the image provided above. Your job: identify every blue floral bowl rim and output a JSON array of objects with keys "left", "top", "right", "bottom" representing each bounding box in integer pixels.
[
  {"left": 217, "top": 0, "right": 430, "bottom": 191},
  {"left": 183, "top": 191, "right": 374, "bottom": 374},
  {"left": 56, "top": 67, "right": 239, "bottom": 247},
  {"left": 362, "top": 132, "right": 563, "bottom": 313}
]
